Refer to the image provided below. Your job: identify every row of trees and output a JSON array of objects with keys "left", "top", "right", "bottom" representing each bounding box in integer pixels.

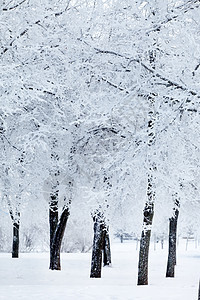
[{"left": 0, "top": 0, "right": 200, "bottom": 286}]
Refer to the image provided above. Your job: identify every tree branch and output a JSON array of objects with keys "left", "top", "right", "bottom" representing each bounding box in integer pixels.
[
  {"left": 3, "top": 0, "right": 27, "bottom": 11},
  {"left": 2, "top": 134, "right": 21, "bottom": 151},
  {"left": 192, "top": 62, "right": 200, "bottom": 76},
  {"left": 1, "top": 2, "right": 71, "bottom": 56},
  {"left": 94, "top": 47, "right": 200, "bottom": 98},
  {"left": 147, "top": 0, "right": 200, "bottom": 34},
  {"left": 100, "top": 76, "right": 129, "bottom": 94},
  {"left": 23, "top": 85, "right": 56, "bottom": 97}
]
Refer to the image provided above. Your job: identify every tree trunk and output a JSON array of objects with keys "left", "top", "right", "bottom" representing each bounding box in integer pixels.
[
  {"left": 90, "top": 212, "right": 105, "bottom": 278},
  {"left": 161, "top": 238, "right": 164, "bottom": 249},
  {"left": 7, "top": 195, "right": 21, "bottom": 259},
  {"left": 137, "top": 72, "right": 157, "bottom": 285},
  {"left": 166, "top": 199, "right": 180, "bottom": 278},
  {"left": 12, "top": 222, "right": 20, "bottom": 258},
  {"left": 120, "top": 234, "right": 123, "bottom": 243},
  {"left": 49, "top": 206, "right": 70, "bottom": 270},
  {"left": 49, "top": 192, "right": 59, "bottom": 269},
  {"left": 103, "top": 230, "right": 111, "bottom": 266},
  {"left": 198, "top": 280, "right": 200, "bottom": 300},
  {"left": 137, "top": 199, "right": 154, "bottom": 285},
  {"left": 49, "top": 195, "right": 59, "bottom": 248}
]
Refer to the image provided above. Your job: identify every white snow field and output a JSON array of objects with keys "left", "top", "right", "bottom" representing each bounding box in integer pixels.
[{"left": 0, "top": 240, "right": 199, "bottom": 300}]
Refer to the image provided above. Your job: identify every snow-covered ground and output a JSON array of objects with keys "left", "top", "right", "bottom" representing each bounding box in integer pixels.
[{"left": 0, "top": 239, "right": 199, "bottom": 300}]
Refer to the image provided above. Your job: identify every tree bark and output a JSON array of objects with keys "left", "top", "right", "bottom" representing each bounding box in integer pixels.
[
  {"left": 120, "top": 234, "right": 123, "bottom": 243},
  {"left": 49, "top": 191, "right": 59, "bottom": 268},
  {"left": 49, "top": 194, "right": 59, "bottom": 247},
  {"left": 49, "top": 206, "right": 70, "bottom": 270},
  {"left": 198, "top": 280, "right": 200, "bottom": 300},
  {"left": 166, "top": 199, "right": 180, "bottom": 278},
  {"left": 137, "top": 77, "right": 157, "bottom": 285},
  {"left": 137, "top": 199, "right": 154, "bottom": 285},
  {"left": 7, "top": 194, "right": 21, "bottom": 259},
  {"left": 12, "top": 222, "right": 20, "bottom": 258},
  {"left": 103, "top": 229, "right": 111, "bottom": 266},
  {"left": 90, "top": 212, "right": 105, "bottom": 278}
]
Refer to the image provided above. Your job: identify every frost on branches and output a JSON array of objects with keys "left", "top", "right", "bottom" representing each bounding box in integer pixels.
[{"left": 0, "top": 0, "right": 200, "bottom": 288}]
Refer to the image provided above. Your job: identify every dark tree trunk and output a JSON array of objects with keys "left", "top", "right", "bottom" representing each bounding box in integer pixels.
[
  {"left": 49, "top": 192, "right": 59, "bottom": 269},
  {"left": 49, "top": 206, "right": 70, "bottom": 270},
  {"left": 138, "top": 199, "right": 154, "bottom": 285},
  {"left": 12, "top": 222, "right": 20, "bottom": 258},
  {"left": 90, "top": 212, "right": 105, "bottom": 278},
  {"left": 198, "top": 280, "right": 200, "bottom": 300},
  {"left": 7, "top": 196, "right": 21, "bottom": 259},
  {"left": 120, "top": 234, "right": 123, "bottom": 243},
  {"left": 49, "top": 196, "right": 59, "bottom": 249},
  {"left": 161, "top": 238, "right": 164, "bottom": 249},
  {"left": 166, "top": 199, "right": 180, "bottom": 278},
  {"left": 103, "top": 230, "right": 111, "bottom": 266}
]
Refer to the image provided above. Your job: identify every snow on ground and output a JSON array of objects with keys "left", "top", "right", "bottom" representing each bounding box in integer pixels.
[{"left": 0, "top": 239, "right": 199, "bottom": 300}]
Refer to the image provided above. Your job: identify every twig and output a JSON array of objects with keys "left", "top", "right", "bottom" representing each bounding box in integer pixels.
[
  {"left": 3, "top": 0, "right": 27, "bottom": 11},
  {"left": 94, "top": 47, "right": 200, "bottom": 98}
]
